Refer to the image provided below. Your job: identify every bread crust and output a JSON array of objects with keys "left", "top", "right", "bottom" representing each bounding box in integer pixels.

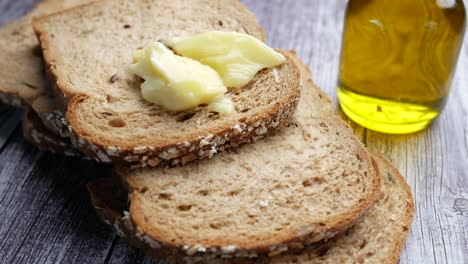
[
  {"left": 367, "top": 149, "right": 415, "bottom": 264},
  {"left": 22, "top": 109, "right": 80, "bottom": 156}
]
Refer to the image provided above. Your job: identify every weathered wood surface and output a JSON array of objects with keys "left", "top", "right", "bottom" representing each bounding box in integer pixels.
[{"left": 0, "top": 0, "right": 467, "bottom": 263}]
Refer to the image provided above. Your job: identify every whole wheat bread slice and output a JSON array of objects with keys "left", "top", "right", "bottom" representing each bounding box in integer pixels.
[
  {"left": 22, "top": 109, "right": 80, "bottom": 157},
  {"left": 32, "top": 0, "right": 301, "bottom": 167},
  {"left": 88, "top": 150, "right": 414, "bottom": 263},
  {"left": 107, "top": 52, "right": 380, "bottom": 257},
  {"left": 0, "top": 0, "right": 90, "bottom": 134}
]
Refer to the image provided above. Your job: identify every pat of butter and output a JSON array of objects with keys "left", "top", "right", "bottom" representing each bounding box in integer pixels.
[
  {"left": 128, "top": 42, "right": 230, "bottom": 112},
  {"left": 165, "top": 31, "right": 286, "bottom": 88}
]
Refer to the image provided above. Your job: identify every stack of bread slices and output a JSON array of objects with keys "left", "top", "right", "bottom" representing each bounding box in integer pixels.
[{"left": 0, "top": 0, "right": 415, "bottom": 263}]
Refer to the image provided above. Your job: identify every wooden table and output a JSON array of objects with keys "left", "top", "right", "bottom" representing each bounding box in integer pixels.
[{"left": 0, "top": 1, "right": 467, "bottom": 263}]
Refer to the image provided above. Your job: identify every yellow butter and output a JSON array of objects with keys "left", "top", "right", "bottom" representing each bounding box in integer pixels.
[
  {"left": 129, "top": 32, "right": 285, "bottom": 115},
  {"left": 165, "top": 31, "right": 286, "bottom": 88},
  {"left": 132, "top": 49, "right": 145, "bottom": 63},
  {"left": 207, "top": 96, "right": 235, "bottom": 116},
  {"left": 128, "top": 42, "right": 229, "bottom": 112}
]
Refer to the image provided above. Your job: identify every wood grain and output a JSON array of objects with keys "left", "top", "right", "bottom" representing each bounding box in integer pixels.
[
  {"left": 0, "top": 0, "right": 467, "bottom": 263},
  {"left": 0, "top": 105, "right": 22, "bottom": 151}
]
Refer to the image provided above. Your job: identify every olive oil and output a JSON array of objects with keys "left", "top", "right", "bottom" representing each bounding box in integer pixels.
[{"left": 338, "top": 0, "right": 466, "bottom": 134}]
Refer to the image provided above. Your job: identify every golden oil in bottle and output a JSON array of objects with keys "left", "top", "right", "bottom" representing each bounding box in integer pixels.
[{"left": 338, "top": 0, "right": 466, "bottom": 134}]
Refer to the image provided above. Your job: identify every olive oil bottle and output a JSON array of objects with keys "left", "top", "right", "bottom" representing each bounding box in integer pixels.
[{"left": 338, "top": 0, "right": 466, "bottom": 134}]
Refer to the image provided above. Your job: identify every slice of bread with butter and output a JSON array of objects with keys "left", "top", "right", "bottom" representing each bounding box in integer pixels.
[
  {"left": 33, "top": 0, "right": 301, "bottom": 167},
  {"left": 109, "top": 52, "right": 380, "bottom": 258},
  {"left": 88, "top": 150, "right": 413, "bottom": 263}
]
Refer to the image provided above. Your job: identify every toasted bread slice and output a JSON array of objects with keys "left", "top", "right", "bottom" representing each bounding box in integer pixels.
[
  {"left": 88, "top": 150, "right": 413, "bottom": 263},
  {"left": 106, "top": 52, "right": 380, "bottom": 257},
  {"left": 32, "top": 0, "right": 301, "bottom": 167},
  {"left": 22, "top": 109, "right": 80, "bottom": 157}
]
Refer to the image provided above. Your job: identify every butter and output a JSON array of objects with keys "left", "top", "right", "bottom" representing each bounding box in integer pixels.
[
  {"left": 165, "top": 31, "right": 286, "bottom": 88},
  {"left": 207, "top": 96, "right": 235, "bottom": 116},
  {"left": 129, "top": 32, "right": 285, "bottom": 115},
  {"left": 128, "top": 42, "right": 228, "bottom": 112}
]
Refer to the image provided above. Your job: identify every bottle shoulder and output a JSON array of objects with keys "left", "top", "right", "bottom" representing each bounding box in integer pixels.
[
  {"left": 346, "top": 0, "right": 466, "bottom": 15},
  {"left": 345, "top": 0, "right": 466, "bottom": 25}
]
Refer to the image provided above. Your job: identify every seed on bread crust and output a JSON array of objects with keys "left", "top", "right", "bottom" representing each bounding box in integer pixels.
[
  {"left": 96, "top": 150, "right": 112, "bottom": 162},
  {"left": 147, "top": 158, "right": 160, "bottom": 167},
  {"left": 133, "top": 146, "right": 149, "bottom": 155},
  {"left": 106, "top": 146, "right": 120, "bottom": 156},
  {"left": 221, "top": 245, "right": 237, "bottom": 254}
]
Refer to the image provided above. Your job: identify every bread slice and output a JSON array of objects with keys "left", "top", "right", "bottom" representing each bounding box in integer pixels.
[
  {"left": 0, "top": 0, "right": 90, "bottom": 132},
  {"left": 87, "top": 150, "right": 414, "bottom": 263},
  {"left": 106, "top": 52, "right": 379, "bottom": 257},
  {"left": 32, "top": 0, "right": 301, "bottom": 167},
  {"left": 22, "top": 109, "right": 80, "bottom": 157},
  {"left": 0, "top": 0, "right": 90, "bottom": 106}
]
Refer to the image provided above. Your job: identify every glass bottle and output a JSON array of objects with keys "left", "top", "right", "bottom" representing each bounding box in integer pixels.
[{"left": 337, "top": 0, "right": 466, "bottom": 134}]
